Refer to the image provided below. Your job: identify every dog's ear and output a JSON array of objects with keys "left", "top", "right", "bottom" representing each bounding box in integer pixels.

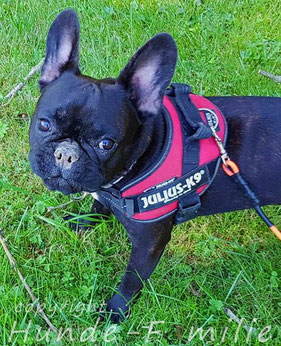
[
  {"left": 118, "top": 33, "right": 178, "bottom": 117},
  {"left": 39, "top": 9, "right": 80, "bottom": 91}
]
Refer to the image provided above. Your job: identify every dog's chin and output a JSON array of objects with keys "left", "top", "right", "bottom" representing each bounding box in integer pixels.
[
  {"left": 43, "top": 175, "right": 102, "bottom": 195},
  {"left": 44, "top": 177, "right": 82, "bottom": 195}
]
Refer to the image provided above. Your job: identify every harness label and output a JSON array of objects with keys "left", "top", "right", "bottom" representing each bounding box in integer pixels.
[
  {"left": 202, "top": 109, "right": 220, "bottom": 131},
  {"left": 137, "top": 165, "right": 210, "bottom": 212}
]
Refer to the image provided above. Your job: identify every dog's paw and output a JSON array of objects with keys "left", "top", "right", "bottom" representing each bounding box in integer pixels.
[{"left": 104, "top": 294, "right": 130, "bottom": 323}]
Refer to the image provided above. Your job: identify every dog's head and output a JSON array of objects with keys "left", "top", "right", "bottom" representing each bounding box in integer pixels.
[{"left": 29, "top": 9, "right": 178, "bottom": 194}]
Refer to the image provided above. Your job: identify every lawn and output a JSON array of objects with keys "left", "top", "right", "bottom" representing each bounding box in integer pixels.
[{"left": 1, "top": 0, "right": 281, "bottom": 344}]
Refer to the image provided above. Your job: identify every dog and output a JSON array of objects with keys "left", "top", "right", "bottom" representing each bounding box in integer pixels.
[{"left": 29, "top": 9, "right": 281, "bottom": 322}]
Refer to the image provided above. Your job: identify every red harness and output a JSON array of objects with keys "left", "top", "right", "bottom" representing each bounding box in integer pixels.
[
  {"left": 96, "top": 84, "right": 228, "bottom": 224},
  {"left": 92, "top": 84, "right": 281, "bottom": 241}
]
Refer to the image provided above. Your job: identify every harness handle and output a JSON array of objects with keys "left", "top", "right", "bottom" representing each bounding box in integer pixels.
[{"left": 168, "top": 83, "right": 213, "bottom": 140}]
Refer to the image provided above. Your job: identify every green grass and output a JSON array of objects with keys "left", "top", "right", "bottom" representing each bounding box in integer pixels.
[{"left": 1, "top": 0, "right": 281, "bottom": 344}]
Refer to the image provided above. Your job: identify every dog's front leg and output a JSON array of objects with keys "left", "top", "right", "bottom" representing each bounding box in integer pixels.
[{"left": 106, "top": 214, "right": 174, "bottom": 322}]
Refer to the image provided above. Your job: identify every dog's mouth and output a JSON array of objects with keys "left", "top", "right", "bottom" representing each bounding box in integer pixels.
[
  {"left": 29, "top": 147, "right": 110, "bottom": 195},
  {"left": 44, "top": 175, "right": 83, "bottom": 195},
  {"left": 43, "top": 174, "right": 100, "bottom": 195}
]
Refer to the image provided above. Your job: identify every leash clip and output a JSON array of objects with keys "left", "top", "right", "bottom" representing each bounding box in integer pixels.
[
  {"left": 210, "top": 126, "right": 229, "bottom": 164},
  {"left": 47, "top": 192, "right": 89, "bottom": 212}
]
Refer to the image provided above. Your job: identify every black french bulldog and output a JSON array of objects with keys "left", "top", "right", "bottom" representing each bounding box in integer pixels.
[{"left": 29, "top": 10, "right": 281, "bottom": 322}]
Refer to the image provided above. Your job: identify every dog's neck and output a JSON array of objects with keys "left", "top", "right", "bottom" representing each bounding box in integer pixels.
[{"left": 115, "top": 108, "right": 167, "bottom": 188}]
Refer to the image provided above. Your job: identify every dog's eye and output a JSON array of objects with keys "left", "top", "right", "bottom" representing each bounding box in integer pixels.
[
  {"left": 98, "top": 139, "right": 115, "bottom": 151},
  {"left": 39, "top": 119, "right": 51, "bottom": 132}
]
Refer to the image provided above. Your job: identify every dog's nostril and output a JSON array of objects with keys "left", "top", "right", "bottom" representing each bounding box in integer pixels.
[{"left": 54, "top": 140, "right": 80, "bottom": 169}]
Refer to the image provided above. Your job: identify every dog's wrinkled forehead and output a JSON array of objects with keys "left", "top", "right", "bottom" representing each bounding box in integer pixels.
[
  {"left": 38, "top": 73, "right": 91, "bottom": 112},
  {"left": 36, "top": 72, "right": 132, "bottom": 138}
]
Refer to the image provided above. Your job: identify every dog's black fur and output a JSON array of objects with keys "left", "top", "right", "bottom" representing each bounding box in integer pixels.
[{"left": 29, "top": 10, "right": 281, "bottom": 322}]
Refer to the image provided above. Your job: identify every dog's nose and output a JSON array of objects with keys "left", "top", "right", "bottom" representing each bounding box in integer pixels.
[{"left": 54, "top": 140, "right": 80, "bottom": 170}]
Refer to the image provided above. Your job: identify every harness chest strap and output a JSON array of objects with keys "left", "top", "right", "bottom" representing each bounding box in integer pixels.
[{"left": 94, "top": 164, "right": 212, "bottom": 218}]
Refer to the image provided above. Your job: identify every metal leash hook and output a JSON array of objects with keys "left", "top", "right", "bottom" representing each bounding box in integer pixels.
[
  {"left": 47, "top": 192, "right": 89, "bottom": 212},
  {"left": 210, "top": 126, "right": 230, "bottom": 165},
  {"left": 210, "top": 126, "right": 281, "bottom": 241}
]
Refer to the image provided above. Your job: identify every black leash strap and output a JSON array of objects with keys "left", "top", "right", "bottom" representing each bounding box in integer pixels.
[
  {"left": 210, "top": 125, "right": 281, "bottom": 240},
  {"left": 222, "top": 160, "right": 280, "bottom": 239},
  {"left": 214, "top": 146, "right": 281, "bottom": 241}
]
